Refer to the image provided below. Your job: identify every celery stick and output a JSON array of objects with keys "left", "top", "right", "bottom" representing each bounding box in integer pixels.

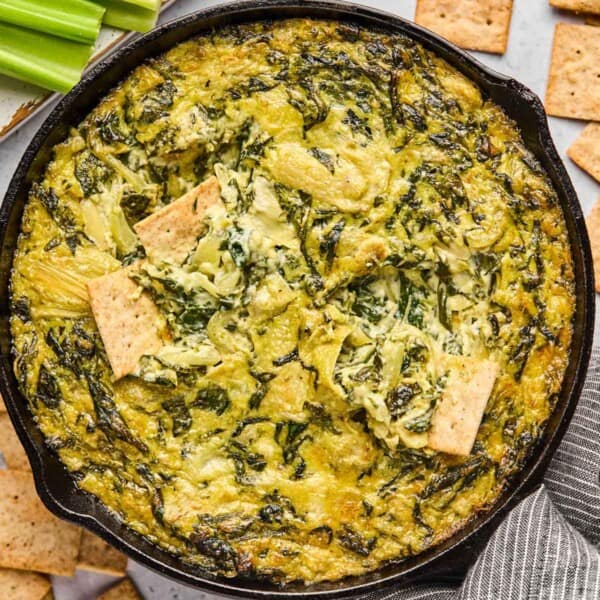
[
  {"left": 0, "top": 23, "right": 93, "bottom": 93},
  {"left": 93, "top": 0, "right": 159, "bottom": 33},
  {"left": 0, "top": 0, "right": 105, "bottom": 44},
  {"left": 115, "top": 0, "right": 160, "bottom": 11}
]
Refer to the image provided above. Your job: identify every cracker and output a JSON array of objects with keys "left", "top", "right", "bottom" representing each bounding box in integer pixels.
[
  {"left": 545, "top": 24, "right": 600, "bottom": 120},
  {"left": 567, "top": 123, "right": 600, "bottom": 182},
  {"left": 429, "top": 356, "right": 499, "bottom": 456},
  {"left": 98, "top": 578, "right": 142, "bottom": 600},
  {"left": 585, "top": 198, "right": 600, "bottom": 293},
  {"left": 87, "top": 267, "right": 167, "bottom": 379},
  {"left": 414, "top": 0, "right": 514, "bottom": 54},
  {"left": 134, "top": 176, "right": 221, "bottom": 263},
  {"left": 0, "top": 470, "right": 81, "bottom": 576},
  {"left": 77, "top": 529, "right": 127, "bottom": 576},
  {"left": 0, "top": 413, "right": 30, "bottom": 470},
  {"left": 0, "top": 568, "right": 51, "bottom": 600},
  {"left": 550, "top": 0, "right": 600, "bottom": 14}
]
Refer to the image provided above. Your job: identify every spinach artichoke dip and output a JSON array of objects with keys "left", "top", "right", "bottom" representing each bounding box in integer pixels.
[{"left": 10, "top": 19, "right": 575, "bottom": 585}]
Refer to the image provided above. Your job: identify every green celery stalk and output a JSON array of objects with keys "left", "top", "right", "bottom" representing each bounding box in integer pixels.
[
  {"left": 116, "top": 0, "right": 160, "bottom": 10},
  {"left": 93, "top": 0, "right": 159, "bottom": 32},
  {"left": 0, "top": 22, "right": 93, "bottom": 93},
  {"left": 0, "top": 0, "right": 105, "bottom": 44}
]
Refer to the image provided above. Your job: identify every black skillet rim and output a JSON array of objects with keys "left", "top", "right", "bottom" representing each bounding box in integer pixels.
[{"left": 0, "top": 1, "right": 595, "bottom": 597}]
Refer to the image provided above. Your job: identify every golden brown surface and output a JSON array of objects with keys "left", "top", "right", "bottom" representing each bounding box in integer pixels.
[
  {"left": 428, "top": 357, "right": 499, "bottom": 456},
  {"left": 87, "top": 268, "right": 167, "bottom": 378},
  {"left": 133, "top": 176, "right": 220, "bottom": 263},
  {"left": 415, "top": 0, "right": 514, "bottom": 54},
  {"left": 77, "top": 530, "right": 128, "bottom": 576},
  {"left": 545, "top": 24, "right": 600, "bottom": 120},
  {"left": 567, "top": 122, "right": 600, "bottom": 182},
  {"left": 0, "top": 470, "right": 81, "bottom": 576},
  {"left": 97, "top": 578, "right": 141, "bottom": 600},
  {"left": 0, "top": 568, "right": 51, "bottom": 600},
  {"left": 585, "top": 198, "right": 600, "bottom": 293},
  {"left": 10, "top": 19, "right": 575, "bottom": 585},
  {"left": 550, "top": 0, "right": 600, "bottom": 14},
  {"left": 0, "top": 413, "right": 30, "bottom": 470}
]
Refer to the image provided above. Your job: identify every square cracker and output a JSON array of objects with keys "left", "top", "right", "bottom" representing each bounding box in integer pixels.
[
  {"left": 0, "top": 413, "right": 30, "bottom": 470},
  {"left": 585, "top": 198, "right": 600, "bottom": 293},
  {"left": 567, "top": 123, "right": 600, "bottom": 182},
  {"left": 545, "top": 24, "right": 600, "bottom": 120},
  {"left": 87, "top": 267, "right": 167, "bottom": 379},
  {"left": 98, "top": 578, "right": 142, "bottom": 600},
  {"left": 550, "top": 0, "right": 600, "bottom": 14},
  {"left": 414, "top": 0, "right": 514, "bottom": 54},
  {"left": 429, "top": 356, "right": 499, "bottom": 456},
  {"left": 0, "top": 470, "right": 81, "bottom": 576},
  {"left": 134, "top": 176, "right": 221, "bottom": 264},
  {"left": 77, "top": 529, "right": 127, "bottom": 576},
  {"left": 0, "top": 568, "right": 51, "bottom": 600}
]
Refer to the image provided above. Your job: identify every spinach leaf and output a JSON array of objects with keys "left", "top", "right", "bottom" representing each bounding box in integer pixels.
[
  {"left": 95, "top": 111, "right": 129, "bottom": 144},
  {"left": 178, "top": 304, "right": 218, "bottom": 333},
  {"left": 337, "top": 525, "right": 376, "bottom": 556},
  {"left": 12, "top": 297, "right": 31, "bottom": 323},
  {"left": 248, "top": 371, "right": 276, "bottom": 410},
  {"left": 286, "top": 79, "right": 329, "bottom": 131},
  {"left": 511, "top": 322, "right": 536, "bottom": 382},
  {"left": 319, "top": 219, "right": 345, "bottom": 268},
  {"left": 161, "top": 397, "right": 192, "bottom": 437},
  {"left": 139, "top": 80, "right": 177, "bottom": 123},
  {"left": 435, "top": 261, "right": 457, "bottom": 331},
  {"left": 378, "top": 448, "right": 430, "bottom": 497},
  {"left": 239, "top": 131, "right": 272, "bottom": 165},
  {"left": 36, "top": 363, "right": 62, "bottom": 409},
  {"left": 231, "top": 416, "right": 269, "bottom": 438},
  {"left": 45, "top": 324, "right": 96, "bottom": 377},
  {"left": 342, "top": 108, "right": 372, "bottom": 139},
  {"left": 259, "top": 491, "right": 297, "bottom": 525},
  {"left": 74, "top": 152, "right": 112, "bottom": 196},
  {"left": 191, "top": 531, "right": 238, "bottom": 573},
  {"left": 403, "top": 410, "right": 432, "bottom": 433},
  {"left": 86, "top": 374, "right": 148, "bottom": 453},
  {"left": 274, "top": 421, "right": 311, "bottom": 479},
  {"left": 386, "top": 384, "right": 417, "bottom": 419},
  {"left": 396, "top": 272, "right": 425, "bottom": 328},
  {"left": 421, "top": 455, "right": 491, "bottom": 499},
  {"left": 193, "top": 384, "right": 230, "bottom": 415},
  {"left": 303, "top": 402, "right": 341, "bottom": 434},
  {"left": 230, "top": 76, "right": 276, "bottom": 99},
  {"left": 121, "top": 192, "right": 152, "bottom": 225},
  {"left": 223, "top": 226, "right": 250, "bottom": 269},
  {"left": 350, "top": 276, "right": 386, "bottom": 323},
  {"left": 309, "top": 147, "right": 335, "bottom": 173},
  {"left": 259, "top": 503, "right": 283, "bottom": 524},
  {"left": 272, "top": 348, "right": 299, "bottom": 367},
  {"left": 32, "top": 184, "right": 88, "bottom": 251},
  {"left": 274, "top": 184, "right": 324, "bottom": 294},
  {"left": 226, "top": 439, "right": 267, "bottom": 484}
]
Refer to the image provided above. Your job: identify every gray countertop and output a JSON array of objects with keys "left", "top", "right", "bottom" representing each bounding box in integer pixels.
[{"left": 0, "top": 1, "right": 598, "bottom": 598}]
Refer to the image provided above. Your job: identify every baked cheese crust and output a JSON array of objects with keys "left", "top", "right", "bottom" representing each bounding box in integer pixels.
[{"left": 10, "top": 19, "right": 574, "bottom": 584}]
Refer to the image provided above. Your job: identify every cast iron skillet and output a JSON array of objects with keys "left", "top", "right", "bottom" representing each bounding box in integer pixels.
[{"left": 0, "top": 1, "right": 595, "bottom": 597}]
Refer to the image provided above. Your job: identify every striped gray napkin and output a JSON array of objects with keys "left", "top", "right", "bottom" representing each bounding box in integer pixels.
[{"left": 368, "top": 347, "right": 600, "bottom": 600}]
